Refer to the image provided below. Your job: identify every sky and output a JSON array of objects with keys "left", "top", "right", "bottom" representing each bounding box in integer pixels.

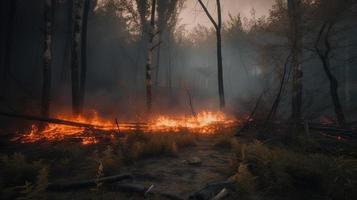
[{"left": 179, "top": 0, "right": 276, "bottom": 31}]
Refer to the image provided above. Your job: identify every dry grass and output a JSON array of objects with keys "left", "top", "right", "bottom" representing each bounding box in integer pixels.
[
  {"left": 0, "top": 131, "right": 198, "bottom": 199},
  {"left": 231, "top": 140, "right": 357, "bottom": 200},
  {"left": 122, "top": 131, "right": 197, "bottom": 162}
]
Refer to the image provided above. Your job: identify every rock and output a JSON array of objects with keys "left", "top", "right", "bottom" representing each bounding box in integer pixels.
[{"left": 188, "top": 157, "right": 202, "bottom": 165}]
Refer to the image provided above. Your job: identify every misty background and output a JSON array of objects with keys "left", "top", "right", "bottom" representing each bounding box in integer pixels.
[{"left": 0, "top": 0, "right": 356, "bottom": 123}]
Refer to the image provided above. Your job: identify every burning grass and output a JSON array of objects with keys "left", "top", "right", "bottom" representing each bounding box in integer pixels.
[{"left": 13, "top": 111, "right": 237, "bottom": 145}]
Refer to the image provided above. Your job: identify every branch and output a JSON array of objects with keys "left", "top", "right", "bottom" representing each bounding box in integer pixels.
[
  {"left": 47, "top": 174, "right": 133, "bottom": 191},
  {"left": 197, "top": 0, "right": 218, "bottom": 29}
]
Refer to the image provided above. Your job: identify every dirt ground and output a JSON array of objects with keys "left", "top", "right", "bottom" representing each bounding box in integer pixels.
[{"left": 48, "top": 136, "right": 235, "bottom": 200}]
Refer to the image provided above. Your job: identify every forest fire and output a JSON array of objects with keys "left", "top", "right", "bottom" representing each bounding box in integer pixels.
[{"left": 14, "top": 111, "right": 238, "bottom": 145}]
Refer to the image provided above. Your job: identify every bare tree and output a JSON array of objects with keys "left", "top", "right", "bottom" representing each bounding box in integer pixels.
[
  {"left": 145, "top": 0, "right": 157, "bottom": 111},
  {"left": 79, "top": 0, "right": 91, "bottom": 114},
  {"left": 315, "top": 22, "right": 346, "bottom": 127},
  {"left": 287, "top": 0, "right": 303, "bottom": 125},
  {"left": 197, "top": 0, "right": 225, "bottom": 109},
  {"left": 41, "top": 0, "right": 54, "bottom": 118},
  {"left": 71, "top": 0, "right": 83, "bottom": 116},
  {"left": 3, "top": 0, "right": 17, "bottom": 80},
  {"left": 155, "top": 0, "right": 181, "bottom": 86}
]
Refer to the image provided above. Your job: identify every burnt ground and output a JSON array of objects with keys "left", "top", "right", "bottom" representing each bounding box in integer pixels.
[{"left": 48, "top": 136, "right": 235, "bottom": 200}]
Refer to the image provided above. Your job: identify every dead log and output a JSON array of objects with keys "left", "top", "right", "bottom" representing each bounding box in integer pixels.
[
  {"left": 0, "top": 111, "right": 147, "bottom": 129},
  {"left": 46, "top": 173, "right": 133, "bottom": 191},
  {"left": 0, "top": 111, "right": 105, "bottom": 129},
  {"left": 112, "top": 183, "right": 183, "bottom": 200},
  {"left": 189, "top": 181, "right": 235, "bottom": 200}
]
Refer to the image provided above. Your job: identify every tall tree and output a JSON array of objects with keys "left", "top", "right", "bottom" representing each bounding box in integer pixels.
[
  {"left": 41, "top": 0, "right": 54, "bottom": 118},
  {"left": 71, "top": 0, "right": 83, "bottom": 116},
  {"left": 287, "top": 0, "right": 302, "bottom": 125},
  {"left": 145, "top": 0, "right": 157, "bottom": 111},
  {"left": 79, "top": 0, "right": 91, "bottom": 114},
  {"left": 315, "top": 22, "right": 346, "bottom": 127},
  {"left": 3, "top": 0, "right": 17, "bottom": 80},
  {"left": 155, "top": 0, "right": 181, "bottom": 86},
  {"left": 197, "top": 0, "right": 225, "bottom": 109}
]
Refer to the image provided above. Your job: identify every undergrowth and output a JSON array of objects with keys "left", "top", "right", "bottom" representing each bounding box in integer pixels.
[{"left": 230, "top": 140, "right": 357, "bottom": 200}]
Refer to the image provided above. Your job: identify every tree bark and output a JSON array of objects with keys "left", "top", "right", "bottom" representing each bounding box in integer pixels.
[
  {"left": 287, "top": 0, "right": 302, "bottom": 125},
  {"left": 154, "top": 33, "right": 161, "bottom": 86},
  {"left": 197, "top": 0, "right": 225, "bottom": 109},
  {"left": 79, "top": 0, "right": 90, "bottom": 114},
  {"left": 71, "top": 0, "right": 83, "bottom": 116},
  {"left": 145, "top": 0, "right": 156, "bottom": 112},
  {"left": 41, "top": 0, "right": 54, "bottom": 118}
]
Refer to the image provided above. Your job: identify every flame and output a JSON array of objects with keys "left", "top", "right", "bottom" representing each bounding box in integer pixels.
[{"left": 15, "top": 111, "right": 238, "bottom": 145}]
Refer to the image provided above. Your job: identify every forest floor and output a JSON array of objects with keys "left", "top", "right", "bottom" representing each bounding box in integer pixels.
[
  {"left": 1, "top": 128, "right": 357, "bottom": 200},
  {"left": 48, "top": 136, "right": 236, "bottom": 200}
]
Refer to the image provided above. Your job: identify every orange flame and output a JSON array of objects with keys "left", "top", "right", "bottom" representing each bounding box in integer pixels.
[{"left": 15, "top": 111, "right": 238, "bottom": 145}]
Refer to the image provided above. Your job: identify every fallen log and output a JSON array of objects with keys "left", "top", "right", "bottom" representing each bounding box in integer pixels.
[
  {"left": 112, "top": 183, "right": 183, "bottom": 200},
  {"left": 307, "top": 125, "right": 357, "bottom": 139},
  {"left": 0, "top": 111, "right": 147, "bottom": 129},
  {"left": 189, "top": 181, "right": 235, "bottom": 200},
  {"left": 46, "top": 173, "right": 133, "bottom": 191}
]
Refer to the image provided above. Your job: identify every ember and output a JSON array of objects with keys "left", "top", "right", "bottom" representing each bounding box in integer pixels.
[{"left": 14, "top": 111, "right": 238, "bottom": 145}]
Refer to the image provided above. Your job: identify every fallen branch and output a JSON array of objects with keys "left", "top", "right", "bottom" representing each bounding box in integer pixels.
[
  {"left": 189, "top": 181, "right": 235, "bottom": 200},
  {"left": 46, "top": 174, "right": 133, "bottom": 191},
  {"left": 112, "top": 183, "right": 183, "bottom": 200},
  {"left": 0, "top": 111, "right": 147, "bottom": 129},
  {"left": 211, "top": 188, "right": 229, "bottom": 200}
]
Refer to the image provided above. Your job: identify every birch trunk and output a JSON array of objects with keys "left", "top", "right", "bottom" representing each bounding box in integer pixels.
[{"left": 145, "top": 0, "right": 156, "bottom": 111}]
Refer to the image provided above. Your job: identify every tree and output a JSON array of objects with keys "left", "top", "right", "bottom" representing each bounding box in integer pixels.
[
  {"left": 71, "top": 0, "right": 83, "bottom": 116},
  {"left": 315, "top": 22, "right": 346, "bottom": 127},
  {"left": 79, "top": 0, "right": 91, "bottom": 114},
  {"left": 287, "top": 0, "right": 303, "bottom": 125},
  {"left": 197, "top": 0, "right": 225, "bottom": 109},
  {"left": 41, "top": 0, "right": 54, "bottom": 118},
  {"left": 145, "top": 0, "right": 157, "bottom": 111},
  {"left": 155, "top": 0, "right": 181, "bottom": 86},
  {"left": 3, "top": 0, "right": 17, "bottom": 80}
]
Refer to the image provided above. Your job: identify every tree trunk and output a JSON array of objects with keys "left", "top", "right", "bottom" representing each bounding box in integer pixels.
[
  {"left": 154, "top": 32, "right": 161, "bottom": 86},
  {"left": 71, "top": 0, "right": 83, "bottom": 116},
  {"left": 79, "top": 0, "right": 90, "bottom": 114},
  {"left": 216, "top": 30, "right": 225, "bottom": 109},
  {"left": 41, "top": 0, "right": 54, "bottom": 118},
  {"left": 145, "top": 0, "right": 156, "bottom": 112},
  {"left": 287, "top": 0, "right": 302, "bottom": 125},
  {"left": 315, "top": 23, "right": 346, "bottom": 127},
  {"left": 197, "top": 0, "right": 225, "bottom": 109},
  {"left": 3, "top": 0, "right": 17, "bottom": 80}
]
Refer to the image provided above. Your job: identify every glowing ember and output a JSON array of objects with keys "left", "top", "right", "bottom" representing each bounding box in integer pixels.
[{"left": 15, "top": 111, "right": 238, "bottom": 145}]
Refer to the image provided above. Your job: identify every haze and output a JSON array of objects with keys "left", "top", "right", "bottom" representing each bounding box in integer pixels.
[{"left": 179, "top": 0, "right": 275, "bottom": 30}]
